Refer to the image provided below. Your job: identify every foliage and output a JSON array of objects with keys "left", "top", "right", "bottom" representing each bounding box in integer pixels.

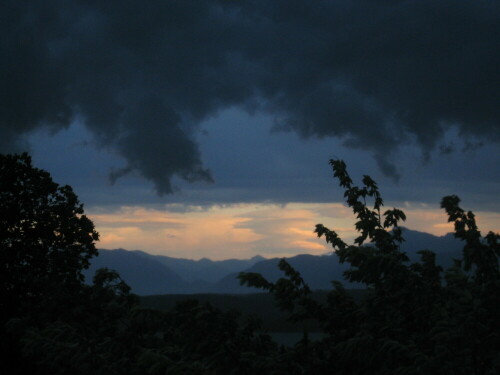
[
  {"left": 0, "top": 153, "right": 99, "bottom": 323},
  {"left": 140, "top": 292, "right": 320, "bottom": 332},
  {"left": 240, "top": 159, "right": 500, "bottom": 374},
  {"left": 7, "top": 270, "right": 285, "bottom": 375}
]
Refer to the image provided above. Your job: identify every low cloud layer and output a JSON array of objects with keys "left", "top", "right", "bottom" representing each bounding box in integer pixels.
[{"left": 1, "top": 0, "right": 498, "bottom": 192}]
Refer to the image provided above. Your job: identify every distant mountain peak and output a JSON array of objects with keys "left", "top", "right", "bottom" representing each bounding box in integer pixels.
[
  {"left": 251, "top": 255, "right": 265, "bottom": 261},
  {"left": 91, "top": 229, "right": 464, "bottom": 295},
  {"left": 198, "top": 257, "right": 213, "bottom": 264}
]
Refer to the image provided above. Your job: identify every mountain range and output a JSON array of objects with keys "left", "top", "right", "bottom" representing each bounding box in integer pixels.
[{"left": 83, "top": 228, "right": 464, "bottom": 295}]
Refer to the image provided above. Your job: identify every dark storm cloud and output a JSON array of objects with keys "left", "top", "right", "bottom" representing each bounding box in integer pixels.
[{"left": 1, "top": 0, "right": 498, "bottom": 192}]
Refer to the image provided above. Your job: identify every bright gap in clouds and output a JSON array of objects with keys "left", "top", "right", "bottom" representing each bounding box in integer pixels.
[
  {"left": 88, "top": 203, "right": 499, "bottom": 260},
  {"left": 26, "top": 110, "right": 499, "bottom": 260},
  {"left": 89, "top": 203, "right": 342, "bottom": 260}
]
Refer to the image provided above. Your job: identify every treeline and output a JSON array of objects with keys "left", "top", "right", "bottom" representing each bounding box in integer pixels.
[
  {"left": 140, "top": 291, "right": 326, "bottom": 333},
  {"left": 140, "top": 290, "right": 367, "bottom": 333},
  {"left": 1, "top": 154, "right": 499, "bottom": 374}
]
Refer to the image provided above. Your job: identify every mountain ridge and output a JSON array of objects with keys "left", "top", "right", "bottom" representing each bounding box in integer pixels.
[{"left": 84, "top": 228, "right": 464, "bottom": 295}]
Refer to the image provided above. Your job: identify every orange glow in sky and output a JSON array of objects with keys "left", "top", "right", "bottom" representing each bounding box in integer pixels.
[{"left": 88, "top": 202, "right": 500, "bottom": 260}]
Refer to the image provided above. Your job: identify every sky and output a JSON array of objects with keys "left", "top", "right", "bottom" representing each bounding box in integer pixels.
[{"left": 1, "top": 0, "right": 499, "bottom": 259}]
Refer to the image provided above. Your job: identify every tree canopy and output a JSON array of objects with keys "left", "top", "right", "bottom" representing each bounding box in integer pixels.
[
  {"left": 240, "top": 159, "right": 500, "bottom": 374},
  {"left": 0, "top": 153, "right": 99, "bottom": 321}
]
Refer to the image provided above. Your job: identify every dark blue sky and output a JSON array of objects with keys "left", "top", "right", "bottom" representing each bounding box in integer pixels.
[
  {"left": 28, "top": 107, "right": 500, "bottom": 212},
  {"left": 1, "top": 0, "right": 498, "bottom": 257}
]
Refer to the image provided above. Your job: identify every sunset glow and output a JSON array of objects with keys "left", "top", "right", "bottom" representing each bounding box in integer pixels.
[{"left": 89, "top": 203, "right": 500, "bottom": 260}]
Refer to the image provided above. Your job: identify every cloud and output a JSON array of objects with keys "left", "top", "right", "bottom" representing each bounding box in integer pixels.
[
  {"left": 90, "top": 204, "right": 268, "bottom": 259},
  {"left": 87, "top": 200, "right": 499, "bottom": 260},
  {"left": 401, "top": 205, "right": 500, "bottom": 236},
  {"left": 90, "top": 203, "right": 349, "bottom": 259},
  {"left": 1, "top": 0, "right": 498, "bottom": 191}
]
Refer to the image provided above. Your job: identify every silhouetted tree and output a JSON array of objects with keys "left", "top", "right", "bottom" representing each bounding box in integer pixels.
[
  {"left": 240, "top": 159, "right": 500, "bottom": 374},
  {"left": 1, "top": 153, "right": 99, "bottom": 374},
  {"left": 0, "top": 153, "right": 99, "bottom": 322}
]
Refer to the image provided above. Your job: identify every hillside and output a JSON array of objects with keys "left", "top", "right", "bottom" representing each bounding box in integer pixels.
[
  {"left": 84, "top": 228, "right": 464, "bottom": 295},
  {"left": 83, "top": 249, "right": 192, "bottom": 294},
  {"left": 132, "top": 250, "right": 265, "bottom": 283}
]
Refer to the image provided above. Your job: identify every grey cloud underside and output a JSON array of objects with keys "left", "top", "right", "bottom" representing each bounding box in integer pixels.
[{"left": 1, "top": 0, "right": 498, "bottom": 192}]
